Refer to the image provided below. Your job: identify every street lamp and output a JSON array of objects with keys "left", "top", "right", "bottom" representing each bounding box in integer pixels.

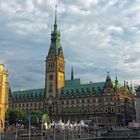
[
  {"left": 124, "top": 98, "right": 127, "bottom": 126},
  {"left": 53, "top": 123, "right": 55, "bottom": 140}
]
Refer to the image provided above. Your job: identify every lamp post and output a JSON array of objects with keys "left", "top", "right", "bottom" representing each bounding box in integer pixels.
[
  {"left": 29, "top": 115, "right": 31, "bottom": 140},
  {"left": 93, "top": 117, "right": 96, "bottom": 139},
  {"left": 53, "top": 123, "right": 55, "bottom": 140},
  {"left": 63, "top": 125, "right": 65, "bottom": 140},
  {"left": 87, "top": 120, "right": 89, "bottom": 139},
  {"left": 124, "top": 98, "right": 127, "bottom": 126},
  {"left": 71, "top": 124, "right": 74, "bottom": 140},
  {"left": 41, "top": 118, "right": 43, "bottom": 140},
  {"left": 66, "top": 127, "right": 68, "bottom": 140}
]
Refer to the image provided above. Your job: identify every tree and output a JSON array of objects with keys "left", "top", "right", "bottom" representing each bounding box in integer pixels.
[
  {"left": 6, "top": 108, "right": 26, "bottom": 125},
  {"left": 26, "top": 110, "right": 43, "bottom": 125},
  {"left": 26, "top": 111, "right": 51, "bottom": 126},
  {"left": 28, "top": 110, "right": 43, "bottom": 116},
  {"left": 42, "top": 113, "right": 51, "bottom": 124}
]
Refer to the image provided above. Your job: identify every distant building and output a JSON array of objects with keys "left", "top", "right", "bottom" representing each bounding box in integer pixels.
[
  {"left": 9, "top": 7, "right": 135, "bottom": 126},
  {"left": 0, "top": 64, "right": 9, "bottom": 132},
  {"left": 135, "top": 86, "right": 140, "bottom": 122}
]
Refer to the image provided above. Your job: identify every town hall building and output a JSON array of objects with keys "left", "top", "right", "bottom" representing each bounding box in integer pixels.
[{"left": 9, "top": 8, "right": 135, "bottom": 126}]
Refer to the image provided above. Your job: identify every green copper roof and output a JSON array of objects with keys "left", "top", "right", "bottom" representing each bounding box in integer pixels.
[
  {"left": 61, "top": 80, "right": 105, "bottom": 97},
  {"left": 65, "top": 79, "right": 81, "bottom": 87},
  {"left": 12, "top": 88, "right": 44, "bottom": 102},
  {"left": 11, "top": 79, "right": 133, "bottom": 102},
  {"left": 61, "top": 78, "right": 133, "bottom": 97},
  {"left": 49, "top": 5, "right": 61, "bottom": 56}
]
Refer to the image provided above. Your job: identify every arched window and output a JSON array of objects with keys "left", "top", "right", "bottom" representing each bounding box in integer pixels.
[
  {"left": 87, "top": 99, "right": 90, "bottom": 103},
  {"left": 71, "top": 100, "right": 74, "bottom": 104},
  {"left": 82, "top": 99, "right": 85, "bottom": 103},
  {"left": 76, "top": 100, "right": 79, "bottom": 104},
  {"left": 87, "top": 88, "right": 90, "bottom": 92},
  {"left": 66, "top": 90, "right": 69, "bottom": 95}
]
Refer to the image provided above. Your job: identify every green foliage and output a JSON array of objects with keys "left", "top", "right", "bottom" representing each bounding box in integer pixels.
[
  {"left": 42, "top": 113, "right": 51, "bottom": 124},
  {"left": 26, "top": 111, "right": 51, "bottom": 124},
  {"left": 26, "top": 110, "right": 43, "bottom": 124},
  {"left": 6, "top": 108, "right": 26, "bottom": 125},
  {"left": 6, "top": 109, "right": 51, "bottom": 125},
  {"left": 28, "top": 110, "right": 43, "bottom": 116}
]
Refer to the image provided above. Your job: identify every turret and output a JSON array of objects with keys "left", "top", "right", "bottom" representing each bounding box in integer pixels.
[{"left": 105, "top": 72, "right": 113, "bottom": 88}]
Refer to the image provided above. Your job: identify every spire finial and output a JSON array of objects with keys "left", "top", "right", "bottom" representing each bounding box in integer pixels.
[
  {"left": 71, "top": 67, "right": 74, "bottom": 80},
  {"left": 107, "top": 71, "right": 110, "bottom": 77},
  {"left": 115, "top": 69, "right": 117, "bottom": 78},
  {"left": 54, "top": 5, "right": 58, "bottom": 31},
  {"left": 130, "top": 80, "right": 133, "bottom": 92},
  {"left": 124, "top": 80, "right": 126, "bottom": 86},
  {"left": 115, "top": 70, "right": 118, "bottom": 82},
  {"left": 55, "top": 5, "right": 57, "bottom": 25},
  {"left": 130, "top": 80, "right": 132, "bottom": 87}
]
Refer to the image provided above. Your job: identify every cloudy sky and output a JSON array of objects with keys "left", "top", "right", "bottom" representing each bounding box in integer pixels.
[{"left": 0, "top": 0, "right": 139, "bottom": 90}]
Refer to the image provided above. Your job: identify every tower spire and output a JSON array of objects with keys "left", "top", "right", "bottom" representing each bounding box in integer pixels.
[
  {"left": 130, "top": 80, "right": 133, "bottom": 93},
  {"left": 54, "top": 5, "right": 57, "bottom": 31},
  {"left": 71, "top": 67, "right": 74, "bottom": 80},
  {"left": 45, "top": 4, "right": 65, "bottom": 101},
  {"left": 55, "top": 5, "right": 57, "bottom": 25},
  {"left": 124, "top": 80, "right": 126, "bottom": 87},
  {"left": 115, "top": 70, "right": 118, "bottom": 85}
]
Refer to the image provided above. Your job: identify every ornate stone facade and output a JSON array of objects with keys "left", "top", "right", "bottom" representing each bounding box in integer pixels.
[{"left": 49, "top": 77, "right": 135, "bottom": 126}]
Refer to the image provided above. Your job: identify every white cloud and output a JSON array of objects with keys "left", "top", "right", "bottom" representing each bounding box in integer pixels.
[
  {"left": 108, "top": 26, "right": 123, "bottom": 33},
  {"left": 0, "top": 0, "right": 140, "bottom": 90},
  {"left": 26, "top": 0, "right": 34, "bottom": 12},
  {"left": 66, "top": 5, "right": 91, "bottom": 16},
  {"left": 79, "top": 0, "right": 99, "bottom": 8}
]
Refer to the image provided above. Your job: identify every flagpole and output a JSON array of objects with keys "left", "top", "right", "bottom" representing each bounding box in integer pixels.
[
  {"left": 54, "top": 122, "right": 55, "bottom": 140},
  {"left": 15, "top": 118, "right": 18, "bottom": 140},
  {"left": 29, "top": 115, "right": 31, "bottom": 140},
  {"left": 41, "top": 117, "right": 43, "bottom": 140}
]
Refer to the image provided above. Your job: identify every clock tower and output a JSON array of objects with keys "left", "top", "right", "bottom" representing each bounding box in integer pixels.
[{"left": 45, "top": 6, "right": 65, "bottom": 100}]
